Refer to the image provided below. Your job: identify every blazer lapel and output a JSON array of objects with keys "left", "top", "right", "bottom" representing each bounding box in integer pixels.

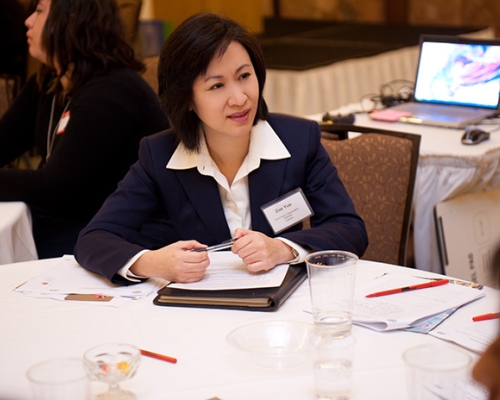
[
  {"left": 175, "top": 158, "right": 288, "bottom": 239},
  {"left": 175, "top": 169, "right": 231, "bottom": 241}
]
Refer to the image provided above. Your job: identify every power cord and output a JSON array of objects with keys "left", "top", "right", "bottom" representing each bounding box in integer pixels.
[{"left": 360, "top": 79, "right": 415, "bottom": 112}]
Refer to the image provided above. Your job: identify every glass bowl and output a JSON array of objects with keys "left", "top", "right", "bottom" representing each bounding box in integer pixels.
[
  {"left": 226, "top": 320, "right": 314, "bottom": 369},
  {"left": 83, "top": 343, "right": 141, "bottom": 400}
]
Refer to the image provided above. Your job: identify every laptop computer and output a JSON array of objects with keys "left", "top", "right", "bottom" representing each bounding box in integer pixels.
[{"left": 390, "top": 35, "right": 500, "bottom": 128}]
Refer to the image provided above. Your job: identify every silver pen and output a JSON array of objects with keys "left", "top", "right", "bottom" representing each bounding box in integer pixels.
[{"left": 191, "top": 238, "right": 238, "bottom": 252}]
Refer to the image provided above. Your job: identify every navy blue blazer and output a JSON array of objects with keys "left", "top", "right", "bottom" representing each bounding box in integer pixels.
[{"left": 74, "top": 114, "right": 368, "bottom": 283}]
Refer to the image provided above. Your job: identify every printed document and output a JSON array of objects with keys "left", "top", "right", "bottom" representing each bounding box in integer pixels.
[
  {"left": 430, "top": 318, "right": 500, "bottom": 353},
  {"left": 353, "top": 272, "right": 485, "bottom": 331},
  {"left": 167, "top": 251, "right": 289, "bottom": 291},
  {"left": 14, "top": 256, "right": 166, "bottom": 307}
]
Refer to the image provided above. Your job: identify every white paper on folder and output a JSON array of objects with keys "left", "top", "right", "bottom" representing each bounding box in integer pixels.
[
  {"left": 353, "top": 272, "right": 485, "bottom": 331},
  {"left": 15, "top": 256, "right": 165, "bottom": 298},
  {"left": 167, "top": 251, "right": 289, "bottom": 291}
]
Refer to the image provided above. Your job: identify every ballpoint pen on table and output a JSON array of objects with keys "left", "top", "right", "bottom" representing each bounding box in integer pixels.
[
  {"left": 472, "top": 312, "right": 500, "bottom": 322},
  {"left": 191, "top": 238, "right": 238, "bottom": 253},
  {"left": 140, "top": 349, "right": 177, "bottom": 364},
  {"left": 365, "top": 279, "right": 449, "bottom": 298}
]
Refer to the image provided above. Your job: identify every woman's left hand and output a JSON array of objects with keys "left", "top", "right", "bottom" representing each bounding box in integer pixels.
[{"left": 232, "top": 228, "right": 295, "bottom": 272}]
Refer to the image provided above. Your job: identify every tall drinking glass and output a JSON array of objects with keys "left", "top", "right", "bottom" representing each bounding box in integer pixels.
[{"left": 306, "top": 250, "right": 358, "bottom": 338}]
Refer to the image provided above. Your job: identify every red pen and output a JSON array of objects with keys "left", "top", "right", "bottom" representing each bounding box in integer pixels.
[
  {"left": 472, "top": 312, "right": 500, "bottom": 322},
  {"left": 140, "top": 349, "right": 177, "bottom": 364},
  {"left": 365, "top": 279, "right": 449, "bottom": 298}
]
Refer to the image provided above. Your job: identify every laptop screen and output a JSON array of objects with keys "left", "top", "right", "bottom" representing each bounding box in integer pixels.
[{"left": 413, "top": 35, "right": 500, "bottom": 109}]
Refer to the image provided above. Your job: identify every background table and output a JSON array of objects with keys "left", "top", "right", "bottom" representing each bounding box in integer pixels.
[
  {"left": 0, "top": 202, "right": 37, "bottom": 265},
  {"left": 308, "top": 107, "right": 500, "bottom": 276},
  {"left": 1, "top": 257, "right": 496, "bottom": 399},
  {"left": 262, "top": 26, "right": 495, "bottom": 116}
]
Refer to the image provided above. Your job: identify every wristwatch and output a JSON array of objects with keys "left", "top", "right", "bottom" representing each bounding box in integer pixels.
[{"left": 289, "top": 246, "right": 299, "bottom": 261}]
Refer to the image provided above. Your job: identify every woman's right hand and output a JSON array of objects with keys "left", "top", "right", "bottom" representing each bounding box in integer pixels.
[{"left": 130, "top": 240, "right": 210, "bottom": 282}]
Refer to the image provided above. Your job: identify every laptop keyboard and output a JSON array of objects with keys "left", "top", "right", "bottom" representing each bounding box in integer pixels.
[{"left": 396, "top": 102, "right": 494, "bottom": 118}]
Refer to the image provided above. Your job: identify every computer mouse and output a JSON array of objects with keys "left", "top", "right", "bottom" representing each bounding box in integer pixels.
[{"left": 461, "top": 127, "right": 490, "bottom": 145}]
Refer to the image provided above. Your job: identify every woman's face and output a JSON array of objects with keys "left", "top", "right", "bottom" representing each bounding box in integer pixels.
[
  {"left": 191, "top": 41, "right": 259, "bottom": 142},
  {"left": 25, "top": 0, "right": 51, "bottom": 64}
]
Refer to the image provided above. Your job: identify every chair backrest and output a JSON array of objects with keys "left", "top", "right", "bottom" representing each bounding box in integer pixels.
[
  {"left": 319, "top": 125, "right": 420, "bottom": 266},
  {"left": 0, "top": 74, "right": 21, "bottom": 119}
]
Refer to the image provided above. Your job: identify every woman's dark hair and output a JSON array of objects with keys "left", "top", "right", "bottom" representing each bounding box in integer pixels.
[
  {"left": 158, "top": 12, "right": 269, "bottom": 151},
  {"left": 34, "top": 0, "right": 143, "bottom": 94}
]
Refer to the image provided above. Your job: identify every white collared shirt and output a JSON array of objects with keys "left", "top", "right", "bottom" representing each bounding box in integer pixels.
[
  {"left": 119, "top": 120, "right": 308, "bottom": 281},
  {"left": 167, "top": 119, "right": 291, "bottom": 235}
]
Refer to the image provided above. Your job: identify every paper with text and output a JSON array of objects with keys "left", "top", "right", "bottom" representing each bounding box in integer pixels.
[
  {"left": 429, "top": 318, "right": 500, "bottom": 353},
  {"left": 15, "top": 256, "right": 166, "bottom": 299},
  {"left": 167, "top": 251, "right": 289, "bottom": 291},
  {"left": 353, "top": 272, "right": 485, "bottom": 331}
]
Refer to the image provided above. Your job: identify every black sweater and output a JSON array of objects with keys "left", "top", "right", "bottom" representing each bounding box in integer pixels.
[{"left": 0, "top": 66, "right": 169, "bottom": 222}]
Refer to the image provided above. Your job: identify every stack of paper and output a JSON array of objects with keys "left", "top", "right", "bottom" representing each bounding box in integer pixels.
[
  {"left": 353, "top": 272, "right": 485, "bottom": 331},
  {"left": 15, "top": 256, "right": 166, "bottom": 307}
]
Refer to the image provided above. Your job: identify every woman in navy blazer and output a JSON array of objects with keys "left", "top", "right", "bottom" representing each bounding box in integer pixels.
[{"left": 74, "top": 13, "right": 368, "bottom": 284}]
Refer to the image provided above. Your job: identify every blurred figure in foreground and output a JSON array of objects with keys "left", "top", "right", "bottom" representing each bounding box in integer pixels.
[{"left": 472, "top": 244, "right": 500, "bottom": 400}]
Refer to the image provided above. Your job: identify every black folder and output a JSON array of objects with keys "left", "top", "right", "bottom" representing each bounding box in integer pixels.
[{"left": 153, "top": 264, "right": 307, "bottom": 311}]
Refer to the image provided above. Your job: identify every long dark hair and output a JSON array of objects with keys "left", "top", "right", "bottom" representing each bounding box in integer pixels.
[
  {"left": 34, "top": 0, "right": 143, "bottom": 94},
  {"left": 158, "top": 12, "right": 269, "bottom": 151}
]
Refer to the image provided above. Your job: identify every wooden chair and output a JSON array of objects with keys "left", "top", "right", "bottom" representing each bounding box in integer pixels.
[
  {"left": 0, "top": 74, "right": 21, "bottom": 118},
  {"left": 319, "top": 123, "right": 420, "bottom": 266}
]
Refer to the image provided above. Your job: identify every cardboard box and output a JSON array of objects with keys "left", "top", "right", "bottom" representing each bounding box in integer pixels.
[{"left": 434, "top": 187, "right": 500, "bottom": 286}]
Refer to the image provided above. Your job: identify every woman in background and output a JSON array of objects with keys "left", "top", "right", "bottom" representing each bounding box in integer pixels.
[
  {"left": 0, "top": 0, "right": 169, "bottom": 258},
  {"left": 74, "top": 12, "right": 368, "bottom": 284}
]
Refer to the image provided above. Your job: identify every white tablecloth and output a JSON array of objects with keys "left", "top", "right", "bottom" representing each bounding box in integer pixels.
[
  {"left": 265, "top": 28, "right": 495, "bottom": 116},
  {"left": 0, "top": 257, "right": 496, "bottom": 399},
  {"left": 0, "top": 202, "right": 37, "bottom": 264},
  {"left": 310, "top": 110, "right": 500, "bottom": 275}
]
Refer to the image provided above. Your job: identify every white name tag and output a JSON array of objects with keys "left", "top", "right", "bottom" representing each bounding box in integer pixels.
[
  {"left": 261, "top": 188, "right": 314, "bottom": 234},
  {"left": 57, "top": 111, "right": 70, "bottom": 134}
]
